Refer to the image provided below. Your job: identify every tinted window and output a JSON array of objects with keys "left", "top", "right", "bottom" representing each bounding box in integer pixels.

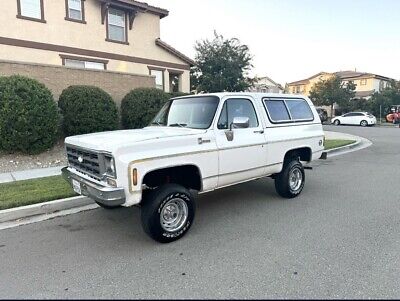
[
  {"left": 285, "top": 99, "right": 314, "bottom": 120},
  {"left": 264, "top": 100, "right": 291, "bottom": 122},
  {"left": 354, "top": 113, "right": 364, "bottom": 116},
  {"left": 217, "top": 98, "right": 258, "bottom": 129}
]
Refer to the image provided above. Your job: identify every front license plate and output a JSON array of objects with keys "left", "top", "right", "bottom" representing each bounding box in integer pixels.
[{"left": 72, "top": 179, "right": 82, "bottom": 195}]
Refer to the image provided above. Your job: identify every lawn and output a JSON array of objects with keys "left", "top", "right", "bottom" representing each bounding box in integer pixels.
[
  {"left": 0, "top": 175, "right": 76, "bottom": 210},
  {"left": 324, "top": 139, "right": 356, "bottom": 150}
]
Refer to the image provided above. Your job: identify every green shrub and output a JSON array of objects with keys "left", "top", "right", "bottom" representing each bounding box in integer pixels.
[
  {"left": 59, "top": 85, "right": 119, "bottom": 136},
  {"left": 121, "top": 88, "right": 170, "bottom": 129},
  {"left": 0, "top": 75, "right": 59, "bottom": 154}
]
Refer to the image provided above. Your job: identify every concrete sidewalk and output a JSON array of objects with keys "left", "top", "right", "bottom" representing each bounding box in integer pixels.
[{"left": 0, "top": 166, "right": 62, "bottom": 184}]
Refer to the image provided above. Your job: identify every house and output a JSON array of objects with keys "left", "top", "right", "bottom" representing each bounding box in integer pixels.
[
  {"left": 249, "top": 76, "right": 284, "bottom": 93},
  {"left": 288, "top": 71, "right": 393, "bottom": 99},
  {"left": 0, "top": 0, "right": 194, "bottom": 94}
]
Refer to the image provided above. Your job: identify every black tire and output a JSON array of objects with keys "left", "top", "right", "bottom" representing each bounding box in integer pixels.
[
  {"left": 360, "top": 120, "right": 368, "bottom": 127},
  {"left": 141, "top": 184, "right": 195, "bottom": 243},
  {"left": 333, "top": 119, "right": 340, "bottom": 126},
  {"left": 274, "top": 158, "right": 305, "bottom": 198},
  {"left": 95, "top": 201, "right": 122, "bottom": 210}
]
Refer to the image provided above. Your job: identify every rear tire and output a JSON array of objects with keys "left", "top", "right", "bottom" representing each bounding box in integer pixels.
[
  {"left": 274, "top": 158, "right": 305, "bottom": 198},
  {"left": 333, "top": 119, "right": 340, "bottom": 126},
  {"left": 141, "top": 184, "right": 195, "bottom": 243},
  {"left": 360, "top": 120, "right": 368, "bottom": 127}
]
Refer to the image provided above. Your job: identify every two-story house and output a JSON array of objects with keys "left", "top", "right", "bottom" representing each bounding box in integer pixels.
[
  {"left": 248, "top": 75, "right": 284, "bottom": 94},
  {"left": 288, "top": 70, "right": 393, "bottom": 99},
  {"left": 0, "top": 0, "right": 193, "bottom": 95}
]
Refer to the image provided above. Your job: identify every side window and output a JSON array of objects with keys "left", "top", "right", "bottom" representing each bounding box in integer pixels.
[
  {"left": 217, "top": 98, "right": 259, "bottom": 129},
  {"left": 285, "top": 98, "right": 314, "bottom": 121},
  {"left": 264, "top": 99, "right": 291, "bottom": 122}
]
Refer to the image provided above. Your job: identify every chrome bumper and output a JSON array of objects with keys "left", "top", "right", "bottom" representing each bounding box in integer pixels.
[{"left": 61, "top": 167, "right": 125, "bottom": 207}]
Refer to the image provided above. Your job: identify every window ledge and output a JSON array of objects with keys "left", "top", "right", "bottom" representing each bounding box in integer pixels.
[
  {"left": 105, "top": 38, "right": 129, "bottom": 45},
  {"left": 64, "top": 17, "right": 87, "bottom": 24},
  {"left": 16, "top": 15, "right": 46, "bottom": 23}
]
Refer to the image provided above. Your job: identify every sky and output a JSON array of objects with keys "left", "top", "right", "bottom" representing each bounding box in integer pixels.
[{"left": 148, "top": 0, "right": 400, "bottom": 86}]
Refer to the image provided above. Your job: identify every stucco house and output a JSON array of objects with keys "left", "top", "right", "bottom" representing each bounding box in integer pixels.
[
  {"left": 249, "top": 75, "right": 284, "bottom": 94},
  {"left": 0, "top": 0, "right": 194, "bottom": 97}
]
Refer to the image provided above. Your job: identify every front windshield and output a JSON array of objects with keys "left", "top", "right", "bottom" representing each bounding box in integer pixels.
[{"left": 150, "top": 96, "right": 219, "bottom": 129}]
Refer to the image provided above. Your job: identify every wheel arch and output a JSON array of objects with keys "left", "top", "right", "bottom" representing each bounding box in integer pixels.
[{"left": 142, "top": 164, "right": 203, "bottom": 192}]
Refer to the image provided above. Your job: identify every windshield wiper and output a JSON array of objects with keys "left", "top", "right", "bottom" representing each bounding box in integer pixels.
[
  {"left": 169, "top": 123, "right": 187, "bottom": 128},
  {"left": 150, "top": 121, "right": 163, "bottom": 126}
]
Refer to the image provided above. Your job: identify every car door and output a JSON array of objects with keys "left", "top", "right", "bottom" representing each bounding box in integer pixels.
[
  {"left": 215, "top": 97, "right": 267, "bottom": 187},
  {"left": 342, "top": 113, "right": 353, "bottom": 125},
  {"left": 354, "top": 113, "right": 364, "bottom": 125}
]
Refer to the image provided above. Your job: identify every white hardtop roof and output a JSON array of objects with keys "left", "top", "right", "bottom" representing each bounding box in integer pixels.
[{"left": 172, "top": 92, "right": 307, "bottom": 100}]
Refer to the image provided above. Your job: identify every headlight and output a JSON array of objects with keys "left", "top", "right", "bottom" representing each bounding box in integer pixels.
[{"left": 104, "top": 155, "right": 116, "bottom": 178}]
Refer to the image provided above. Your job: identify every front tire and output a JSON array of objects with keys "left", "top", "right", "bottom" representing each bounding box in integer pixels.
[
  {"left": 274, "top": 158, "right": 305, "bottom": 198},
  {"left": 141, "top": 184, "right": 195, "bottom": 243},
  {"left": 360, "top": 120, "right": 368, "bottom": 127},
  {"left": 333, "top": 119, "right": 340, "bottom": 126}
]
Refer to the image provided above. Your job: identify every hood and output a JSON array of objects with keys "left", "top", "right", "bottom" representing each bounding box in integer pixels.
[{"left": 65, "top": 127, "right": 206, "bottom": 152}]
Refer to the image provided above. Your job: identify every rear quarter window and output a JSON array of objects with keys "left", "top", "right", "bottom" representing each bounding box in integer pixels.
[{"left": 263, "top": 98, "right": 314, "bottom": 123}]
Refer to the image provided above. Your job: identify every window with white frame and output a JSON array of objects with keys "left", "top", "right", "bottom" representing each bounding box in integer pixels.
[
  {"left": 150, "top": 70, "right": 164, "bottom": 90},
  {"left": 68, "top": 0, "right": 83, "bottom": 21},
  {"left": 107, "top": 8, "right": 126, "bottom": 42},
  {"left": 64, "top": 59, "right": 105, "bottom": 70},
  {"left": 360, "top": 79, "right": 367, "bottom": 85},
  {"left": 19, "top": 0, "right": 42, "bottom": 19}
]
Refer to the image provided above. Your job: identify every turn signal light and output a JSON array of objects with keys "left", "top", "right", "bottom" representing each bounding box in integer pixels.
[{"left": 132, "top": 168, "right": 138, "bottom": 186}]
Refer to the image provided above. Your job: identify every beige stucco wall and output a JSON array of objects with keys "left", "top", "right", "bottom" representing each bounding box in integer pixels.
[{"left": 0, "top": 0, "right": 191, "bottom": 92}]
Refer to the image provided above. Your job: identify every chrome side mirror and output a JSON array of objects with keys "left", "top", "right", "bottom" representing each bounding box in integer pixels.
[
  {"left": 225, "top": 117, "right": 250, "bottom": 141},
  {"left": 230, "top": 116, "right": 250, "bottom": 130}
]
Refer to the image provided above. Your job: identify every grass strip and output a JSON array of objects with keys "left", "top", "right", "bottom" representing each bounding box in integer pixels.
[
  {"left": 0, "top": 175, "right": 76, "bottom": 210},
  {"left": 324, "top": 139, "right": 356, "bottom": 150}
]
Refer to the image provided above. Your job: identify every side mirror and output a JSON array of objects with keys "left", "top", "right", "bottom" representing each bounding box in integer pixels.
[{"left": 230, "top": 116, "right": 250, "bottom": 130}]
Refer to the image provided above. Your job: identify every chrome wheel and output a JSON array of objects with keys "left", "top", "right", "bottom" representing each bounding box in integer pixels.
[
  {"left": 289, "top": 167, "right": 303, "bottom": 191},
  {"left": 360, "top": 120, "right": 368, "bottom": 127},
  {"left": 160, "top": 198, "right": 188, "bottom": 232}
]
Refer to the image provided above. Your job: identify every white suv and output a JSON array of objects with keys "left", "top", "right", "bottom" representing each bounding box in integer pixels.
[{"left": 62, "top": 93, "right": 325, "bottom": 243}]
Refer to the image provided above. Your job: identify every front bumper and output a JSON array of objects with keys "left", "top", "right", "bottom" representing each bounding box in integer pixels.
[{"left": 62, "top": 167, "right": 125, "bottom": 207}]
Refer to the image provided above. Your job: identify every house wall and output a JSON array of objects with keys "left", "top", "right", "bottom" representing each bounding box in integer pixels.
[
  {"left": 0, "top": 0, "right": 191, "bottom": 92},
  {"left": 0, "top": 59, "right": 155, "bottom": 104}
]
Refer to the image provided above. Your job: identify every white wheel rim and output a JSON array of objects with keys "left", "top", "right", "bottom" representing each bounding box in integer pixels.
[
  {"left": 160, "top": 198, "right": 188, "bottom": 232},
  {"left": 289, "top": 167, "right": 303, "bottom": 191}
]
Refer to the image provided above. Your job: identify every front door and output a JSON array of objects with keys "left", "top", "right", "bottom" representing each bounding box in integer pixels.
[{"left": 215, "top": 97, "right": 267, "bottom": 187}]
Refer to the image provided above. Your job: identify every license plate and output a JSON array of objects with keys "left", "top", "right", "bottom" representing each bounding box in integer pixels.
[{"left": 72, "top": 179, "right": 81, "bottom": 195}]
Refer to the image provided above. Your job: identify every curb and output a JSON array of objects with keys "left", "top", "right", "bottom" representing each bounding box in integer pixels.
[
  {"left": 0, "top": 196, "right": 97, "bottom": 225},
  {"left": 324, "top": 134, "right": 372, "bottom": 158}
]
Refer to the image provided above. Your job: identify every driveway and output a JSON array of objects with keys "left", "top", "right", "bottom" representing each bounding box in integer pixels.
[{"left": 1, "top": 125, "right": 399, "bottom": 299}]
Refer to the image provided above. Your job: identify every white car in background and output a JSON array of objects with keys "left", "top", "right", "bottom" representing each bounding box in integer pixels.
[{"left": 331, "top": 112, "right": 377, "bottom": 127}]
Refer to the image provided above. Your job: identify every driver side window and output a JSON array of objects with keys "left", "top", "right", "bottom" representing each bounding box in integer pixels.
[{"left": 217, "top": 98, "right": 259, "bottom": 129}]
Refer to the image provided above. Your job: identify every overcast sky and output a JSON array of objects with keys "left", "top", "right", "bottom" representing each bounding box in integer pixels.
[{"left": 148, "top": 0, "right": 400, "bottom": 86}]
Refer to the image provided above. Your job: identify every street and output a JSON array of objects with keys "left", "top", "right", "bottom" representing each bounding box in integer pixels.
[{"left": 1, "top": 125, "right": 400, "bottom": 299}]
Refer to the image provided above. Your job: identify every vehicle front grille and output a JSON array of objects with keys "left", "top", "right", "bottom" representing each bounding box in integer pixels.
[{"left": 66, "top": 146, "right": 102, "bottom": 179}]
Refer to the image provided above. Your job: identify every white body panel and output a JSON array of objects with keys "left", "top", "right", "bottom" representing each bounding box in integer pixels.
[
  {"left": 332, "top": 112, "right": 377, "bottom": 126},
  {"left": 64, "top": 92, "right": 325, "bottom": 207}
]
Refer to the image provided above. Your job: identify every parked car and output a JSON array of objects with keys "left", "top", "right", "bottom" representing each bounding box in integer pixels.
[
  {"left": 62, "top": 93, "right": 325, "bottom": 243},
  {"left": 316, "top": 107, "right": 328, "bottom": 123},
  {"left": 331, "top": 112, "right": 376, "bottom": 126}
]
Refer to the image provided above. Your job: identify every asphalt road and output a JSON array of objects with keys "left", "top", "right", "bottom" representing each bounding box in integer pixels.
[{"left": 1, "top": 125, "right": 400, "bottom": 299}]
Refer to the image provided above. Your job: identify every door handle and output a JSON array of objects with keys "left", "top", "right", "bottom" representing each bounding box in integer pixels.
[{"left": 253, "top": 130, "right": 264, "bottom": 134}]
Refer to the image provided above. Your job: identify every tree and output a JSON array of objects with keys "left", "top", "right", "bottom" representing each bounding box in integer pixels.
[
  {"left": 191, "top": 31, "right": 255, "bottom": 93},
  {"left": 368, "top": 80, "right": 400, "bottom": 118},
  {"left": 309, "top": 75, "right": 356, "bottom": 117}
]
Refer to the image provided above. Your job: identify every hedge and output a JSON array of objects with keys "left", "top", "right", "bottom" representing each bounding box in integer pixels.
[
  {"left": 58, "top": 85, "right": 119, "bottom": 136},
  {"left": 121, "top": 88, "right": 171, "bottom": 129},
  {"left": 0, "top": 75, "right": 59, "bottom": 154}
]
